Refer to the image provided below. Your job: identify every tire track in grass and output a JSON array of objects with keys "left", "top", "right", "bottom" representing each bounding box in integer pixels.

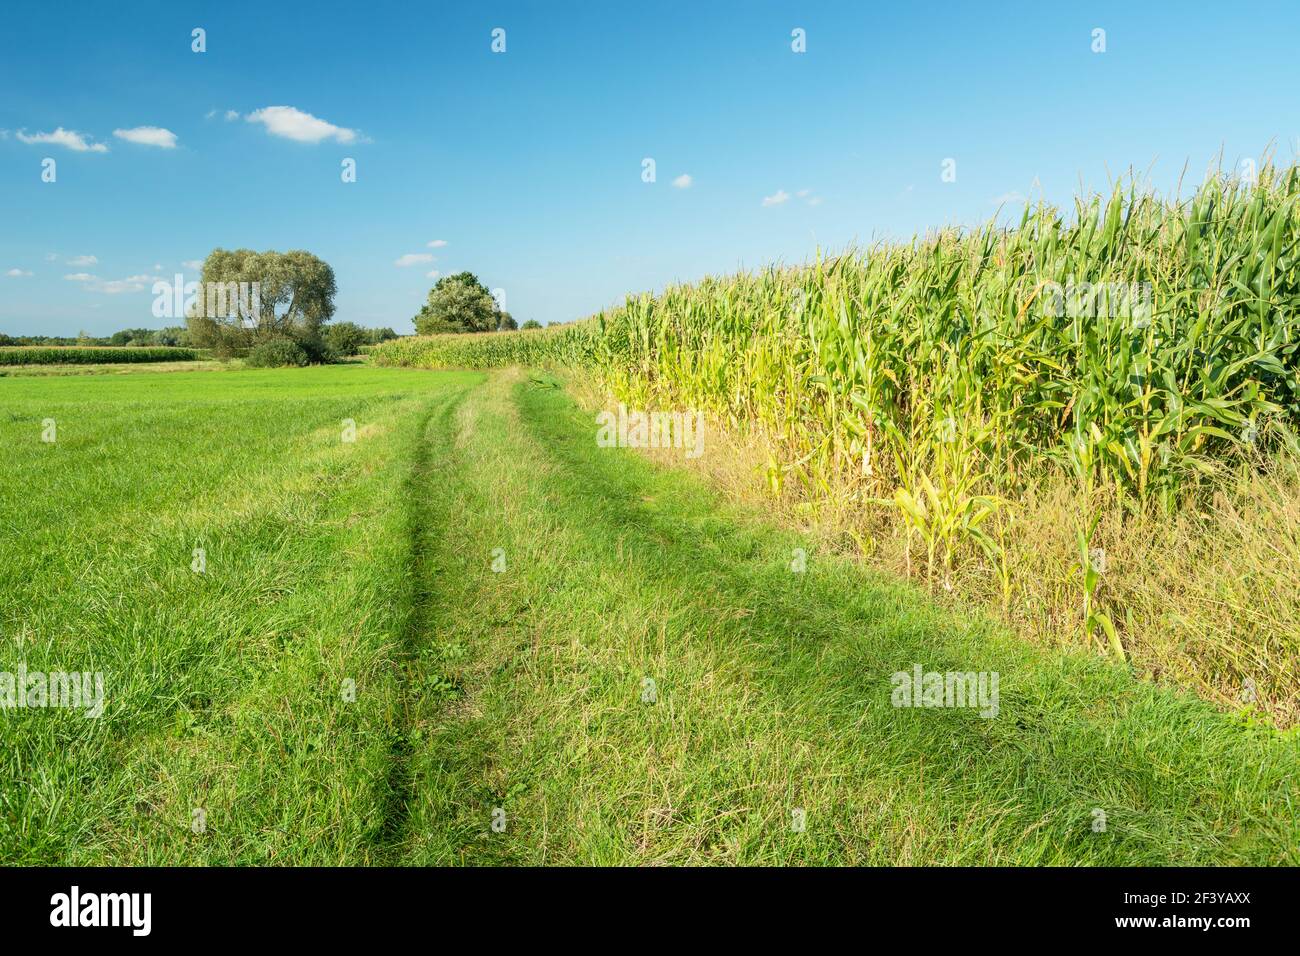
[{"left": 376, "top": 379, "right": 481, "bottom": 860}]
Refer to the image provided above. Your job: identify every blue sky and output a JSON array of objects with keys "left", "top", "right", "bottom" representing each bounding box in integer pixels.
[{"left": 1, "top": 0, "right": 1298, "bottom": 336}]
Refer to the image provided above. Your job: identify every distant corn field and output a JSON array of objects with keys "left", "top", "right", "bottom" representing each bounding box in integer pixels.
[{"left": 0, "top": 346, "right": 203, "bottom": 366}]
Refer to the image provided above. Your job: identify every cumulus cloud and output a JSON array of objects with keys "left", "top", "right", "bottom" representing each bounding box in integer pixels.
[
  {"left": 394, "top": 253, "right": 434, "bottom": 267},
  {"left": 672, "top": 174, "right": 692, "bottom": 189},
  {"left": 63, "top": 271, "right": 158, "bottom": 294},
  {"left": 5, "top": 268, "right": 32, "bottom": 277},
  {"left": 761, "top": 189, "right": 790, "bottom": 207},
  {"left": 246, "top": 106, "right": 357, "bottom": 144},
  {"left": 16, "top": 127, "right": 108, "bottom": 153},
  {"left": 113, "top": 126, "right": 178, "bottom": 148},
  {"left": 97, "top": 276, "right": 152, "bottom": 294},
  {"left": 427, "top": 239, "right": 448, "bottom": 248},
  {"left": 67, "top": 255, "right": 98, "bottom": 266}
]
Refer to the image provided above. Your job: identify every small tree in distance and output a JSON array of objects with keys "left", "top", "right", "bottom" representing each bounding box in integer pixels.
[{"left": 413, "top": 272, "right": 505, "bottom": 335}]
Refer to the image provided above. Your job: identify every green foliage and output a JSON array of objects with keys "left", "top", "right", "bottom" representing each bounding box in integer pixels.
[
  {"left": 324, "top": 321, "right": 369, "bottom": 357},
  {"left": 244, "top": 338, "right": 309, "bottom": 368},
  {"left": 152, "top": 326, "right": 193, "bottom": 347},
  {"left": 0, "top": 346, "right": 200, "bottom": 366},
  {"left": 371, "top": 321, "right": 591, "bottom": 369},
  {"left": 413, "top": 271, "right": 502, "bottom": 335},
  {"left": 186, "top": 248, "right": 338, "bottom": 356},
  {"left": 109, "top": 328, "right": 156, "bottom": 346},
  {"left": 520, "top": 319, "right": 542, "bottom": 330}
]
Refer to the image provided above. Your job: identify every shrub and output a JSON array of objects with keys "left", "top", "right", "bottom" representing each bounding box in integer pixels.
[
  {"left": 244, "top": 338, "right": 309, "bottom": 368},
  {"left": 324, "top": 322, "right": 369, "bottom": 357}
]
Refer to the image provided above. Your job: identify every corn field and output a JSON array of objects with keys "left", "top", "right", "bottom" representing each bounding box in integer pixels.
[
  {"left": 373, "top": 167, "right": 1300, "bottom": 569},
  {"left": 0, "top": 346, "right": 202, "bottom": 366}
]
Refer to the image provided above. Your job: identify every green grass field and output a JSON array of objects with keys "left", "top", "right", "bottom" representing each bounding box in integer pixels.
[{"left": 2, "top": 364, "right": 1297, "bottom": 864}]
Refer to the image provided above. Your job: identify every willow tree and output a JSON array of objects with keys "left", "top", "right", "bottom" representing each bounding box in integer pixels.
[{"left": 186, "top": 249, "right": 337, "bottom": 356}]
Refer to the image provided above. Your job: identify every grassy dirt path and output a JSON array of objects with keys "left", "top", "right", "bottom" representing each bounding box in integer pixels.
[
  {"left": 396, "top": 369, "right": 1300, "bottom": 865},
  {"left": 3, "top": 364, "right": 1295, "bottom": 865}
]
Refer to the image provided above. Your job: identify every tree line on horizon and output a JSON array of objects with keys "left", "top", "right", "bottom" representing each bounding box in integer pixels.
[{"left": 3, "top": 252, "right": 540, "bottom": 367}]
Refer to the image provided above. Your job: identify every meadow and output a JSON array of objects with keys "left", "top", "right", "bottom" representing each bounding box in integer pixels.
[{"left": 1, "top": 363, "right": 1297, "bottom": 864}]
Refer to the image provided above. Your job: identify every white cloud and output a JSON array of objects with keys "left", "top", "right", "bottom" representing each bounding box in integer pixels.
[
  {"left": 796, "top": 188, "right": 811, "bottom": 197},
  {"left": 182, "top": 260, "right": 203, "bottom": 270},
  {"left": 672, "top": 174, "right": 692, "bottom": 189},
  {"left": 63, "top": 271, "right": 155, "bottom": 294},
  {"left": 17, "top": 127, "right": 108, "bottom": 153},
  {"left": 395, "top": 253, "right": 434, "bottom": 267},
  {"left": 246, "top": 106, "right": 357, "bottom": 144},
  {"left": 67, "top": 255, "right": 98, "bottom": 266},
  {"left": 113, "top": 126, "right": 178, "bottom": 148},
  {"left": 427, "top": 239, "right": 448, "bottom": 248},
  {"left": 761, "top": 189, "right": 790, "bottom": 207},
  {"left": 97, "top": 276, "right": 151, "bottom": 294},
  {"left": 224, "top": 110, "right": 240, "bottom": 122},
  {"left": 4, "top": 268, "right": 32, "bottom": 277}
]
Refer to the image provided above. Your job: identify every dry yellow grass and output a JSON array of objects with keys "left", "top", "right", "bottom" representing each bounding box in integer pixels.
[{"left": 569, "top": 376, "right": 1300, "bottom": 728}]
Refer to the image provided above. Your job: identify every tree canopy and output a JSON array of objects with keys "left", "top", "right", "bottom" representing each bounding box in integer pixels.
[
  {"left": 186, "top": 249, "right": 337, "bottom": 356},
  {"left": 413, "top": 272, "right": 510, "bottom": 334}
]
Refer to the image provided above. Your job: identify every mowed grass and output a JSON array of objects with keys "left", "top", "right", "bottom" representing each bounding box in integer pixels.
[
  {"left": 0, "top": 365, "right": 481, "bottom": 863},
  {"left": 1, "top": 365, "right": 1297, "bottom": 864}
]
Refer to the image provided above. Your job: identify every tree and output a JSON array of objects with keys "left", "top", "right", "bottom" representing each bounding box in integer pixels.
[
  {"left": 413, "top": 271, "right": 501, "bottom": 335},
  {"left": 521, "top": 319, "right": 542, "bottom": 330},
  {"left": 109, "top": 328, "right": 153, "bottom": 346},
  {"left": 152, "top": 326, "right": 192, "bottom": 347},
  {"left": 497, "top": 311, "right": 518, "bottom": 331},
  {"left": 324, "top": 321, "right": 368, "bottom": 357},
  {"left": 186, "top": 249, "right": 337, "bottom": 358}
]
